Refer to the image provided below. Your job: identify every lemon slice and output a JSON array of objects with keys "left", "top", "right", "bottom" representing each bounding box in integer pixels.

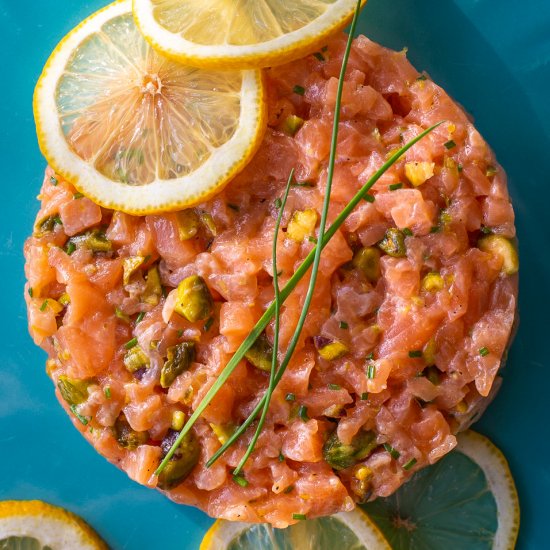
[
  {"left": 362, "top": 430, "right": 520, "bottom": 550},
  {"left": 0, "top": 500, "right": 108, "bottom": 550},
  {"left": 34, "top": 0, "right": 266, "bottom": 215},
  {"left": 133, "top": 0, "right": 367, "bottom": 69},
  {"left": 200, "top": 509, "right": 390, "bottom": 550}
]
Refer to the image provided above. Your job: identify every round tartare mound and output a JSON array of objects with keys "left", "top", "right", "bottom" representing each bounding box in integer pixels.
[{"left": 24, "top": 34, "right": 518, "bottom": 527}]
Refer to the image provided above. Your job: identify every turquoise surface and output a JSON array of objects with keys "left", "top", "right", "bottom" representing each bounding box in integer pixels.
[{"left": 1, "top": 0, "right": 548, "bottom": 548}]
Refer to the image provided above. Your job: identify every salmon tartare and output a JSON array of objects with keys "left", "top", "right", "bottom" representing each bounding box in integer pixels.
[{"left": 24, "top": 34, "right": 518, "bottom": 527}]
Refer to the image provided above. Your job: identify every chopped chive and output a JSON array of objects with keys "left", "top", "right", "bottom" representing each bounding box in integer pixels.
[
  {"left": 457, "top": 163, "right": 463, "bottom": 172},
  {"left": 402, "top": 228, "right": 413, "bottom": 237},
  {"left": 40, "top": 300, "right": 48, "bottom": 312},
  {"left": 53, "top": 216, "right": 63, "bottom": 225},
  {"left": 479, "top": 347, "right": 490, "bottom": 357},
  {"left": 73, "top": 192, "right": 84, "bottom": 199},
  {"left": 383, "top": 443, "right": 400, "bottom": 459},
  {"left": 285, "top": 393, "right": 296, "bottom": 402},
  {"left": 298, "top": 405, "right": 309, "bottom": 422},
  {"left": 70, "top": 404, "right": 89, "bottom": 425},
  {"left": 177, "top": 329, "right": 184, "bottom": 338},
  {"left": 339, "top": 321, "right": 349, "bottom": 330},
  {"left": 135, "top": 312, "right": 145, "bottom": 324},
  {"left": 50, "top": 176, "right": 58, "bottom": 186},
  {"left": 278, "top": 452, "right": 285, "bottom": 462},
  {"left": 367, "top": 364, "right": 376, "bottom": 379},
  {"left": 403, "top": 457, "right": 417, "bottom": 470},
  {"left": 408, "top": 350, "right": 423, "bottom": 358},
  {"left": 308, "top": 236, "right": 318, "bottom": 244},
  {"left": 284, "top": 485, "right": 295, "bottom": 494},
  {"left": 28, "top": 287, "right": 33, "bottom": 298},
  {"left": 65, "top": 242, "right": 76, "bottom": 255},
  {"left": 444, "top": 140, "right": 456, "bottom": 150},
  {"left": 360, "top": 392, "right": 369, "bottom": 400},
  {"left": 328, "top": 383, "right": 341, "bottom": 390},
  {"left": 232, "top": 475, "right": 249, "bottom": 487},
  {"left": 291, "top": 180, "right": 315, "bottom": 188},
  {"left": 365, "top": 352, "right": 374, "bottom": 360},
  {"left": 274, "top": 198, "right": 282, "bottom": 209},
  {"left": 363, "top": 193, "right": 375, "bottom": 203},
  {"left": 313, "top": 52, "right": 326, "bottom": 61},
  {"left": 389, "top": 182, "right": 403, "bottom": 191},
  {"left": 124, "top": 337, "right": 138, "bottom": 350},
  {"left": 293, "top": 85, "right": 306, "bottom": 96},
  {"left": 430, "top": 226, "right": 441, "bottom": 234},
  {"left": 227, "top": 203, "right": 240, "bottom": 212},
  {"left": 292, "top": 513, "right": 307, "bottom": 521},
  {"left": 104, "top": 386, "right": 111, "bottom": 399},
  {"left": 204, "top": 317, "right": 214, "bottom": 331},
  {"left": 416, "top": 74, "right": 427, "bottom": 81},
  {"left": 480, "top": 226, "right": 492, "bottom": 235}
]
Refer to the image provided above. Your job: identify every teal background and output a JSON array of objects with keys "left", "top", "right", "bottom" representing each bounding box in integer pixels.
[{"left": 1, "top": 0, "right": 548, "bottom": 548}]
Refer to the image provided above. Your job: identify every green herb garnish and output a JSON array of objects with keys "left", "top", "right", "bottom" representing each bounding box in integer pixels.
[
  {"left": 232, "top": 475, "right": 249, "bottom": 487},
  {"left": 298, "top": 405, "right": 309, "bottom": 422},
  {"left": 367, "top": 364, "right": 376, "bottom": 379},
  {"left": 40, "top": 300, "right": 48, "bottom": 312},
  {"left": 363, "top": 193, "right": 375, "bottom": 203},
  {"left": 402, "top": 227, "right": 413, "bottom": 237},
  {"left": 65, "top": 241, "right": 76, "bottom": 255},
  {"left": 328, "top": 383, "right": 341, "bottom": 390},
  {"left": 384, "top": 443, "right": 400, "bottom": 459},
  {"left": 444, "top": 140, "right": 456, "bottom": 150},
  {"left": 70, "top": 404, "right": 89, "bottom": 425},
  {"left": 28, "top": 287, "right": 33, "bottom": 298},
  {"left": 124, "top": 337, "right": 138, "bottom": 350},
  {"left": 285, "top": 392, "right": 296, "bottom": 402},
  {"left": 50, "top": 176, "right": 58, "bottom": 186},
  {"left": 73, "top": 192, "right": 84, "bottom": 199},
  {"left": 204, "top": 317, "right": 214, "bottom": 332},
  {"left": 313, "top": 52, "right": 326, "bottom": 61},
  {"left": 293, "top": 85, "right": 306, "bottom": 96},
  {"left": 155, "top": 18, "right": 444, "bottom": 476},
  {"left": 360, "top": 392, "right": 369, "bottom": 400},
  {"left": 403, "top": 457, "right": 417, "bottom": 470},
  {"left": 104, "top": 386, "right": 111, "bottom": 399},
  {"left": 389, "top": 182, "right": 403, "bottom": 191},
  {"left": 408, "top": 350, "right": 423, "bottom": 358},
  {"left": 339, "top": 321, "right": 349, "bottom": 330},
  {"left": 292, "top": 513, "right": 307, "bottom": 521},
  {"left": 135, "top": 311, "right": 145, "bottom": 324},
  {"left": 479, "top": 347, "right": 490, "bottom": 357}
]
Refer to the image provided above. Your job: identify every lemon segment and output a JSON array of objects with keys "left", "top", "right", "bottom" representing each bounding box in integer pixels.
[
  {"left": 0, "top": 500, "right": 108, "bottom": 550},
  {"left": 200, "top": 509, "right": 390, "bottom": 550},
  {"left": 133, "top": 0, "right": 367, "bottom": 69},
  {"left": 34, "top": 0, "right": 266, "bottom": 215}
]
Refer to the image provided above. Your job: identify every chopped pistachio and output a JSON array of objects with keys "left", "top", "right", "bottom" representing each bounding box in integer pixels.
[
  {"left": 66, "top": 229, "right": 112, "bottom": 253},
  {"left": 281, "top": 115, "right": 304, "bottom": 137},
  {"left": 352, "top": 247, "right": 381, "bottom": 282},
  {"left": 57, "top": 375, "right": 91, "bottom": 406},
  {"left": 314, "top": 336, "right": 349, "bottom": 361},
  {"left": 158, "top": 430, "right": 200, "bottom": 490},
  {"left": 478, "top": 235, "right": 519, "bottom": 275},
  {"left": 160, "top": 342, "right": 196, "bottom": 388},
  {"left": 199, "top": 211, "right": 217, "bottom": 236},
  {"left": 245, "top": 333, "right": 274, "bottom": 372},
  {"left": 423, "top": 338, "right": 437, "bottom": 366},
  {"left": 422, "top": 272, "right": 444, "bottom": 292},
  {"left": 123, "top": 256, "right": 145, "bottom": 286},
  {"left": 114, "top": 416, "right": 148, "bottom": 450},
  {"left": 174, "top": 275, "right": 213, "bottom": 323},
  {"left": 176, "top": 209, "right": 200, "bottom": 241},
  {"left": 287, "top": 208, "right": 318, "bottom": 242},
  {"left": 210, "top": 423, "right": 236, "bottom": 446},
  {"left": 323, "top": 429, "right": 377, "bottom": 470},
  {"left": 142, "top": 265, "right": 162, "bottom": 306},
  {"left": 378, "top": 228, "right": 406, "bottom": 257},
  {"left": 58, "top": 293, "right": 71, "bottom": 306},
  {"left": 405, "top": 161, "right": 435, "bottom": 187},
  {"left": 123, "top": 345, "right": 150, "bottom": 373},
  {"left": 171, "top": 411, "right": 186, "bottom": 431}
]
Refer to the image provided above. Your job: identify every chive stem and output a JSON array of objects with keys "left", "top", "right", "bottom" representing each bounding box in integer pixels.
[
  {"left": 232, "top": 169, "right": 293, "bottom": 476},
  {"left": 156, "top": 123, "right": 444, "bottom": 476}
]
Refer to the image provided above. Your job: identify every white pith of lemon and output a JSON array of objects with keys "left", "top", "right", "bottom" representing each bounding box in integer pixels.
[
  {"left": 200, "top": 509, "right": 391, "bottom": 550},
  {"left": 0, "top": 500, "right": 108, "bottom": 550},
  {"left": 34, "top": 0, "right": 266, "bottom": 215},
  {"left": 133, "top": 0, "right": 367, "bottom": 69}
]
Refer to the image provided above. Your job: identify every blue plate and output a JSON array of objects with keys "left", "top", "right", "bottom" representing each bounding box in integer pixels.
[{"left": 1, "top": 1, "right": 548, "bottom": 548}]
